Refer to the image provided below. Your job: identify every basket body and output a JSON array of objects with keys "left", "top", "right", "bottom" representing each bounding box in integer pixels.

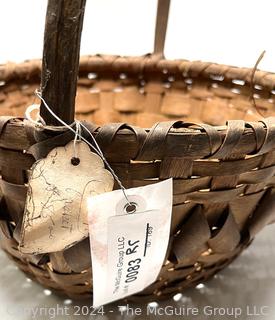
[{"left": 0, "top": 55, "right": 275, "bottom": 301}]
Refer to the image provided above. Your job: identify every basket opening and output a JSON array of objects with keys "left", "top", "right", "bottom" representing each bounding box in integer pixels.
[
  {"left": 70, "top": 72, "right": 273, "bottom": 128},
  {"left": 0, "top": 62, "right": 274, "bottom": 128}
]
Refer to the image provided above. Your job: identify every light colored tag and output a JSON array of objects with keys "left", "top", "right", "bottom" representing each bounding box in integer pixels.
[
  {"left": 88, "top": 178, "right": 173, "bottom": 307},
  {"left": 19, "top": 141, "right": 114, "bottom": 254}
]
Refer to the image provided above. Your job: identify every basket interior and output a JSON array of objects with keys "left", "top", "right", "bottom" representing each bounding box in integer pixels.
[{"left": 1, "top": 58, "right": 275, "bottom": 127}]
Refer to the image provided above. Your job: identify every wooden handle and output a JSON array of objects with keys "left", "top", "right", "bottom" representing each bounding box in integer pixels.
[
  {"left": 40, "top": 0, "right": 86, "bottom": 125},
  {"left": 154, "top": 0, "right": 170, "bottom": 56},
  {"left": 40, "top": 0, "right": 170, "bottom": 125}
]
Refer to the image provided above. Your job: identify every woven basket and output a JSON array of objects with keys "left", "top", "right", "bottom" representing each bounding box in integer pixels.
[{"left": 0, "top": 0, "right": 275, "bottom": 302}]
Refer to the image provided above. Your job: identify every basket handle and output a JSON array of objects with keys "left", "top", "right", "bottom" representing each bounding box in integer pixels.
[
  {"left": 40, "top": 0, "right": 171, "bottom": 125},
  {"left": 154, "top": 0, "right": 171, "bottom": 56}
]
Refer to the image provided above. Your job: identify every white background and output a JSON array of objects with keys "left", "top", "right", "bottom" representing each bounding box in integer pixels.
[{"left": 1, "top": 0, "right": 275, "bottom": 72}]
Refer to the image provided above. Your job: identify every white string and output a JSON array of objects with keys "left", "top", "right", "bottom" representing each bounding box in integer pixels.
[
  {"left": 73, "top": 121, "right": 82, "bottom": 159},
  {"left": 25, "top": 104, "right": 46, "bottom": 126},
  {"left": 79, "top": 122, "right": 131, "bottom": 204},
  {"left": 26, "top": 90, "right": 132, "bottom": 207}
]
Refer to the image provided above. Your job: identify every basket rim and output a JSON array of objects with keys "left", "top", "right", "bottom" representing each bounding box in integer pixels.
[
  {"left": 0, "top": 116, "right": 274, "bottom": 162},
  {"left": 1, "top": 54, "right": 275, "bottom": 91},
  {"left": 0, "top": 54, "right": 275, "bottom": 160}
]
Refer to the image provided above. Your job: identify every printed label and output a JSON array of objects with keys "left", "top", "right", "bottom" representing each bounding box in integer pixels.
[{"left": 88, "top": 179, "right": 173, "bottom": 307}]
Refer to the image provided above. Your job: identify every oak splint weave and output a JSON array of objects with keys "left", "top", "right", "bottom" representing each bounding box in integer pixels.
[
  {"left": 0, "top": 55, "right": 275, "bottom": 301},
  {"left": 0, "top": 0, "right": 275, "bottom": 303}
]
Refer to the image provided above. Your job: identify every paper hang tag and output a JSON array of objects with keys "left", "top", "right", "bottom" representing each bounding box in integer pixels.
[
  {"left": 19, "top": 141, "right": 114, "bottom": 254},
  {"left": 88, "top": 178, "right": 173, "bottom": 307}
]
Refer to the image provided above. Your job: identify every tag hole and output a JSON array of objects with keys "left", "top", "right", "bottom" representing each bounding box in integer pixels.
[
  {"left": 124, "top": 202, "right": 137, "bottom": 214},
  {"left": 71, "top": 157, "right": 80, "bottom": 166}
]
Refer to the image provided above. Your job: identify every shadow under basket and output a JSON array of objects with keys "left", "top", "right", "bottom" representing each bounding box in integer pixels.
[{"left": 0, "top": 55, "right": 275, "bottom": 301}]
